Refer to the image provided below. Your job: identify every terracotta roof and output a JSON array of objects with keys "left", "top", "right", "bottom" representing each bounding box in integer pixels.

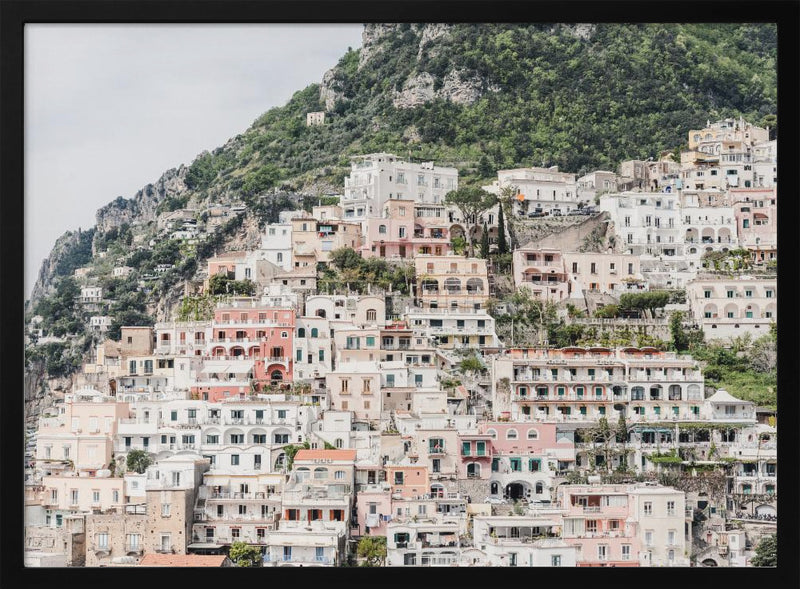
[
  {"left": 294, "top": 449, "right": 357, "bottom": 461},
  {"left": 139, "top": 554, "right": 228, "bottom": 567}
]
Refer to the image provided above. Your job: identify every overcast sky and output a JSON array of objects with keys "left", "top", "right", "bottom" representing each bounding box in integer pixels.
[{"left": 25, "top": 24, "right": 364, "bottom": 298}]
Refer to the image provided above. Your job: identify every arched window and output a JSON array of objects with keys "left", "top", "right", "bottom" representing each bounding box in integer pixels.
[
  {"left": 527, "top": 428, "right": 539, "bottom": 440},
  {"left": 311, "top": 328, "right": 319, "bottom": 338},
  {"left": 506, "top": 429, "right": 518, "bottom": 440},
  {"left": 535, "top": 481, "right": 544, "bottom": 494},
  {"left": 486, "top": 429, "right": 497, "bottom": 439},
  {"left": 366, "top": 309, "right": 377, "bottom": 322},
  {"left": 297, "top": 327, "right": 306, "bottom": 338},
  {"left": 313, "top": 467, "right": 328, "bottom": 480},
  {"left": 490, "top": 482, "right": 499, "bottom": 495},
  {"left": 316, "top": 309, "right": 326, "bottom": 318},
  {"left": 296, "top": 467, "right": 310, "bottom": 481},
  {"left": 467, "top": 462, "right": 481, "bottom": 478}
]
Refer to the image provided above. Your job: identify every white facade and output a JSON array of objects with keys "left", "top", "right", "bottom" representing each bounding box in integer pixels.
[
  {"left": 261, "top": 223, "right": 294, "bottom": 272},
  {"left": 686, "top": 276, "right": 776, "bottom": 341},
  {"left": 342, "top": 153, "right": 458, "bottom": 220}
]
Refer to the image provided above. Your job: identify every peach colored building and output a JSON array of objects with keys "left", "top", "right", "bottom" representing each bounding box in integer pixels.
[
  {"left": 36, "top": 390, "right": 130, "bottom": 474},
  {"left": 493, "top": 347, "right": 705, "bottom": 425},
  {"left": 512, "top": 246, "right": 569, "bottom": 300},
  {"left": 386, "top": 465, "right": 429, "bottom": 499},
  {"left": 562, "top": 252, "right": 645, "bottom": 296},
  {"left": 39, "top": 474, "right": 125, "bottom": 514},
  {"left": 415, "top": 255, "right": 489, "bottom": 311},
  {"left": 291, "top": 211, "right": 362, "bottom": 265},
  {"left": 732, "top": 188, "right": 777, "bottom": 264},
  {"left": 325, "top": 363, "right": 381, "bottom": 421}
]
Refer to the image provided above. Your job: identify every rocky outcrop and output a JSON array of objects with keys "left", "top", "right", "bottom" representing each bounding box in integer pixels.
[
  {"left": 561, "top": 23, "right": 596, "bottom": 41},
  {"left": 29, "top": 230, "right": 84, "bottom": 304},
  {"left": 319, "top": 67, "right": 344, "bottom": 112},
  {"left": 438, "top": 70, "right": 485, "bottom": 106},
  {"left": 392, "top": 72, "right": 436, "bottom": 109},
  {"left": 358, "top": 23, "right": 400, "bottom": 70},
  {"left": 393, "top": 68, "right": 492, "bottom": 109},
  {"left": 95, "top": 165, "right": 189, "bottom": 233},
  {"left": 416, "top": 23, "right": 452, "bottom": 60}
]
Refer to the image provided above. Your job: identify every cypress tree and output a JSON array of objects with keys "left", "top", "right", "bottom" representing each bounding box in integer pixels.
[
  {"left": 480, "top": 222, "right": 490, "bottom": 258},
  {"left": 497, "top": 203, "right": 508, "bottom": 255}
]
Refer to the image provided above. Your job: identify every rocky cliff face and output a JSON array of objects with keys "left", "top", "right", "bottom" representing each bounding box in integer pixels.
[
  {"left": 29, "top": 230, "right": 83, "bottom": 304},
  {"left": 95, "top": 165, "right": 189, "bottom": 233},
  {"left": 328, "top": 22, "right": 492, "bottom": 111}
]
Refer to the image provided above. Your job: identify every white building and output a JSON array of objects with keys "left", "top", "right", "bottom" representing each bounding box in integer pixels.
[
  {"left": 685, "top": 275, "right": 776, "bottom": 341},
  {"left": 341, "top": 153, "right": 458, "bottom": 221},
  {"left": 484, "top": 166, "right": 580, "bottom": 215},
  {"left": 260, "top": 223, "right": 294, "bottom": 272}
]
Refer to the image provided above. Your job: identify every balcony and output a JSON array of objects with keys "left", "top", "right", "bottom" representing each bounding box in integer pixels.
[
  {"left": 125, "top": 545, "right": 144, "bottom": 555},
  {"left": 155, "top": 545, "right": 176, "bottom": 554}
]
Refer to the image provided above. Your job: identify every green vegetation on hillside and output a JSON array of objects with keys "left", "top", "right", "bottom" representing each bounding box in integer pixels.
[
  {"left": 319, "top": 247, "right": 415, "bottom": 295},
  {"left": 175, "top": 24, "right": 775, "bottom": 201}
]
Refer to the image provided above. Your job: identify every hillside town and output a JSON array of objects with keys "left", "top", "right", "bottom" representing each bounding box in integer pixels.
[{"left": 24, "top": 117, "right": 778, "bottom": 568}]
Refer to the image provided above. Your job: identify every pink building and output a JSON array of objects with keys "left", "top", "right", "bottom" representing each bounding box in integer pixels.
[
  {"left": 191, "top": 301, "right": 295, "bottom": 401},
  {"left": 558, "top": 484, "right": 642, "bottom": 567},
  {"left": 355, "top": 487, "right": 393, "bottom": 537},
  {"left": 360, "top": 199, "right": 451, "bottom": 260},
  {"left": 478, "top": 422, "right": 574, "bottom": 502},
  {"left": 458, "top": 433, "right": 493, "bottom": 480}
]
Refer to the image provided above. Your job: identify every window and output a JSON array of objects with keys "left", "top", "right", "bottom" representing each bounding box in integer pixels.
[
  {"left": 622, "top": 545, "right": 631, "bottom": 560},
  {"left": 96, "top": 532, "right": 109, "bottom": 549},
  {"left": 70, "top": 489, "right": 79, "bottom": 504},
  {"left": 668, "top": 530, "right": 676, "bottom": 545},
  {"left": 551, "top": 555, "right": 562, "bottom": 567},
  {"left": 506, "top": 429, "right": 518, "bottom": 440},
  {"left": 231, "top": 454, "right": 240, "bottom": 466},
  {"left": 667, "top": 501, "right": 675, "bottom": 516},
  {"left": 527, "top": 428, "right": 539, "bottom": 440},
  {"left": 598, "top": 545, "right": 608, "bottom": 560},
  {"left": 644, "top": 501, "right": 652, "bottom": 515},
  {"left": 394, "top": 472, "right": 404, "bottom": 485},
  {"left": 645, "top": 530, "right": 654, "bottom": 546},
  {"left": 92, "top": 490, "right": 100, "bottom": 504},
  {"left": 161, "top": 503, "right": 171, "bottom": 517}
]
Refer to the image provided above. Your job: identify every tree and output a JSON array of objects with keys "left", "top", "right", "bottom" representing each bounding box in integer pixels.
[
  {"left": 479, "top": 222, "right": 490, "bottom": 258},
  {"left": 444, "top": 186, "right": 496, "bottom": 257},
  {"left": 357, "top": 536, "right": 387, "bottom": 567},
  {"left": 126, "top": 449, "right": 152, "bottom": 474},
  {"left": 229, "top": 541, "right": 263, "bottom": 567},
  {"left": 497, "top": 201, "right": 508, "bottom": 255},
  {"left": 330, "top": 246, "right": 363, "bottom": 270},
  {"left": 749, "top": 533, "right": 776, "bottom": 567},
  {"left": 619, "top": 290, "right": 671, "bottom": 318}
]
